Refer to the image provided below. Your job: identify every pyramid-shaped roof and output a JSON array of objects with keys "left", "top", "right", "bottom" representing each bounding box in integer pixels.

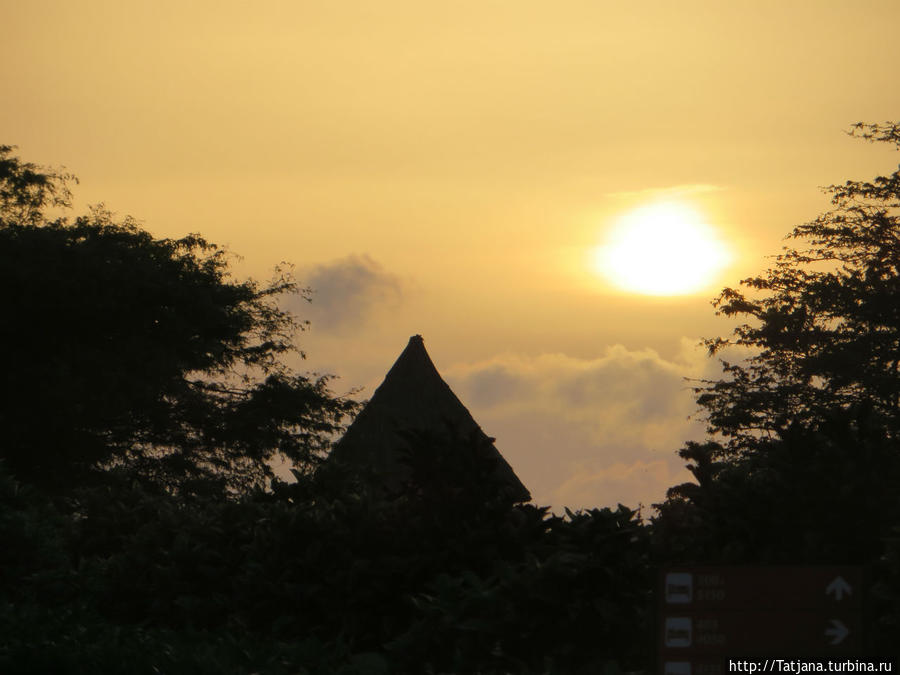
[{"left": 329, "top": 335, "right": 530, "bottom": 502}]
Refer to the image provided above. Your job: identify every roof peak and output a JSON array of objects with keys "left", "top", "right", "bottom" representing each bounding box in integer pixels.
[
  {"left": 329, "top": 334, "right": 531, "bottom": 503},
  {"left": 382, "top": 334, "right": 440, "bottom": 383}
]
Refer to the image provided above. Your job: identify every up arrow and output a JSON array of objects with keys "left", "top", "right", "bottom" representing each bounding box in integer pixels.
[
  {"left": 826, "top": 576, "right": 853, "bottom": 601},
  {"left": 825, "top": 619, "right": 849, "bottom": 645}
]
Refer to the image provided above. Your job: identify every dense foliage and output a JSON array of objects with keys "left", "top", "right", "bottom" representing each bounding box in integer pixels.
[
  {"left": 693, "top": 122, "right": 900, "bottom": 457},
  {"left": 0, "top": 146, "right": 355, "bottom": 494},
  {"left": 1, "top": 460, "right": 650, "bottom": 674},
  {"left": 655, "top": 123, "right": 900, "bottom": 653}
]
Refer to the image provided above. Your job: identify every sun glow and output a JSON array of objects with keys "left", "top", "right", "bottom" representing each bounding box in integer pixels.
[{"left": 593, "top": 202, "right": 732, "bottom": 296}]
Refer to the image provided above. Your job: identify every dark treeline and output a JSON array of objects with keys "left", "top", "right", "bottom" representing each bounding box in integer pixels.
[{"left": 2, "top": 124, "right": 900, "bottom": 674}]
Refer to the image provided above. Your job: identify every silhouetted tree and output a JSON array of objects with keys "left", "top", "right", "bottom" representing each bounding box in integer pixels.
[
  {"left": 694, "top": 122, "right": 900, "bottom": 458},
  {"left": 0, "top": 146, "right": 355, "bottom": 494},
  {"left": 0, "top": 144, "right": 76, "bottom": 226},
  {"left": 655, "top": 127, "right": 900, "bottom": 649},
  {"left": 657, "top": 404, "right": 899, "bottom": 563}
]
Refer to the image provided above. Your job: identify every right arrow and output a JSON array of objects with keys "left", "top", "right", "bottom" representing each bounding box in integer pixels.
[
  {"left": 826, "top": 576, "right": 853, "bottom": 601},
  {"left": 825, "top": 619, "right": 849, "bottom": 645}
]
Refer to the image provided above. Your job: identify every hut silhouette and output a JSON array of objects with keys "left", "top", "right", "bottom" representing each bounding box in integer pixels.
[{"left": 329, "top": 335, "right": 530, "bottom": 503}]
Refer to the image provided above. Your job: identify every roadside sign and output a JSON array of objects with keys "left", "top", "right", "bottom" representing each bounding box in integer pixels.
[
  {"left": 661, "top": 610, "right": 861, "bottom": 651},
  {"left": 662, "top": 566, "right": 862, "bottom": 610},
  {"left": 659, "top": 566, "right": 864, "bottom": 673}
]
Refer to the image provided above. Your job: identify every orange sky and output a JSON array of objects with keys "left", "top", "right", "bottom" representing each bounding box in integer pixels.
[{"left": 5, "top": 0, "right": 900, "bottom": 511}]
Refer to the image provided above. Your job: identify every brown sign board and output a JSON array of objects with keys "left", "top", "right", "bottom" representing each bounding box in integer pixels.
[
  {"left": 660, "top": 610, "right": 861, "bottom": 652},
  {"left": 658, "top": 566, "right": 864, "bottom": 669},
  {"left": 660, "top": 566, "right": 863, "bottom": 611}
]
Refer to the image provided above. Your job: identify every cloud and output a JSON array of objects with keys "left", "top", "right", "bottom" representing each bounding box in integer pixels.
[
  {"left": 444, "top": 340, "right": 722, "bottom": 512},
  {"left": 293, "top": 255, "right": 402, "bottom": 334},
  {"left": 448, "top": 341, "right": 707, "bottom": 447},
  {"left": 552, "top": 459, "right": 681, "bottom": 514}
]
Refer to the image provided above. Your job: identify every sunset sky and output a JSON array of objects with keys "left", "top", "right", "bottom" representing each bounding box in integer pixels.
[{"left": 5, "top": 0, "right": 900, "bottom": 511}]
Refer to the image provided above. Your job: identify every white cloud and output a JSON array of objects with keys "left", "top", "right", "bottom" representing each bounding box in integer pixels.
[
  {"left": 292, "top": 255, "right": 403, "bottom": 335},
  {"left": 444, "top": 340, "right": 722, "bottom": 513},
  {"left": 552, "top": 459, "right": 681, "bottom": 515}
]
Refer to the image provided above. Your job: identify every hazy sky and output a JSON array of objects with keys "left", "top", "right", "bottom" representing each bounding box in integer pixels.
[{"left": 5, "top": 0, "right": 900, "bottom": 511}]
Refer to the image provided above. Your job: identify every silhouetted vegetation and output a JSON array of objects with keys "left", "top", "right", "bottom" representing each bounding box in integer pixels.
[
  {"left": 0, "top": 145, "right": 355, "bottom": 495},
  {"left": 691, "top": 121, "right": 900, "bottom": 458},
  {"left": 654, "top": 122, "right": 900, "bottom": 654},
  {"left": 2, "top": 124, "right": 899, "bottom": 673}
]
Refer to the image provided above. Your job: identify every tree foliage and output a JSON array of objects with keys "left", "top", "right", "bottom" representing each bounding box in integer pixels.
[
  {"left": 0, "top": 144, "right": 76, "bottom": 226},
  {"left": 0, "top": 454, "right": 652, "bottom": 674},
  {"left": 654, "top": 124, "right": 900, "bottom": 653},
  {"left": 657, "top": 404, "right": 899, "bottom": 562},
  {"left": 695, "top": 122, "right": 900, "bottom": 457},
  {"left": 0, "top": 145, "right": 355, "bottom": 494}
]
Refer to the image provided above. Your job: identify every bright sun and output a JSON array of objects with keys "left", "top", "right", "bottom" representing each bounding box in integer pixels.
[{"left": 593, "top": 202, "right": 732, "bottom": 296}]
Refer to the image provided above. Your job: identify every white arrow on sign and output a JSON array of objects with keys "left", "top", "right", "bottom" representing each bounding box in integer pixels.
[
  {"left": 825, "top": 619, "right": 849, "bottom": 645},
  {"left": 826, "top": 576, "right": 853, "bottom": 601}
]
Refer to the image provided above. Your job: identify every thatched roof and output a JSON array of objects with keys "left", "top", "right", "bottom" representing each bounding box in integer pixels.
[{"left": 329, "top": 335, "right": 530, "bottom": 503}]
